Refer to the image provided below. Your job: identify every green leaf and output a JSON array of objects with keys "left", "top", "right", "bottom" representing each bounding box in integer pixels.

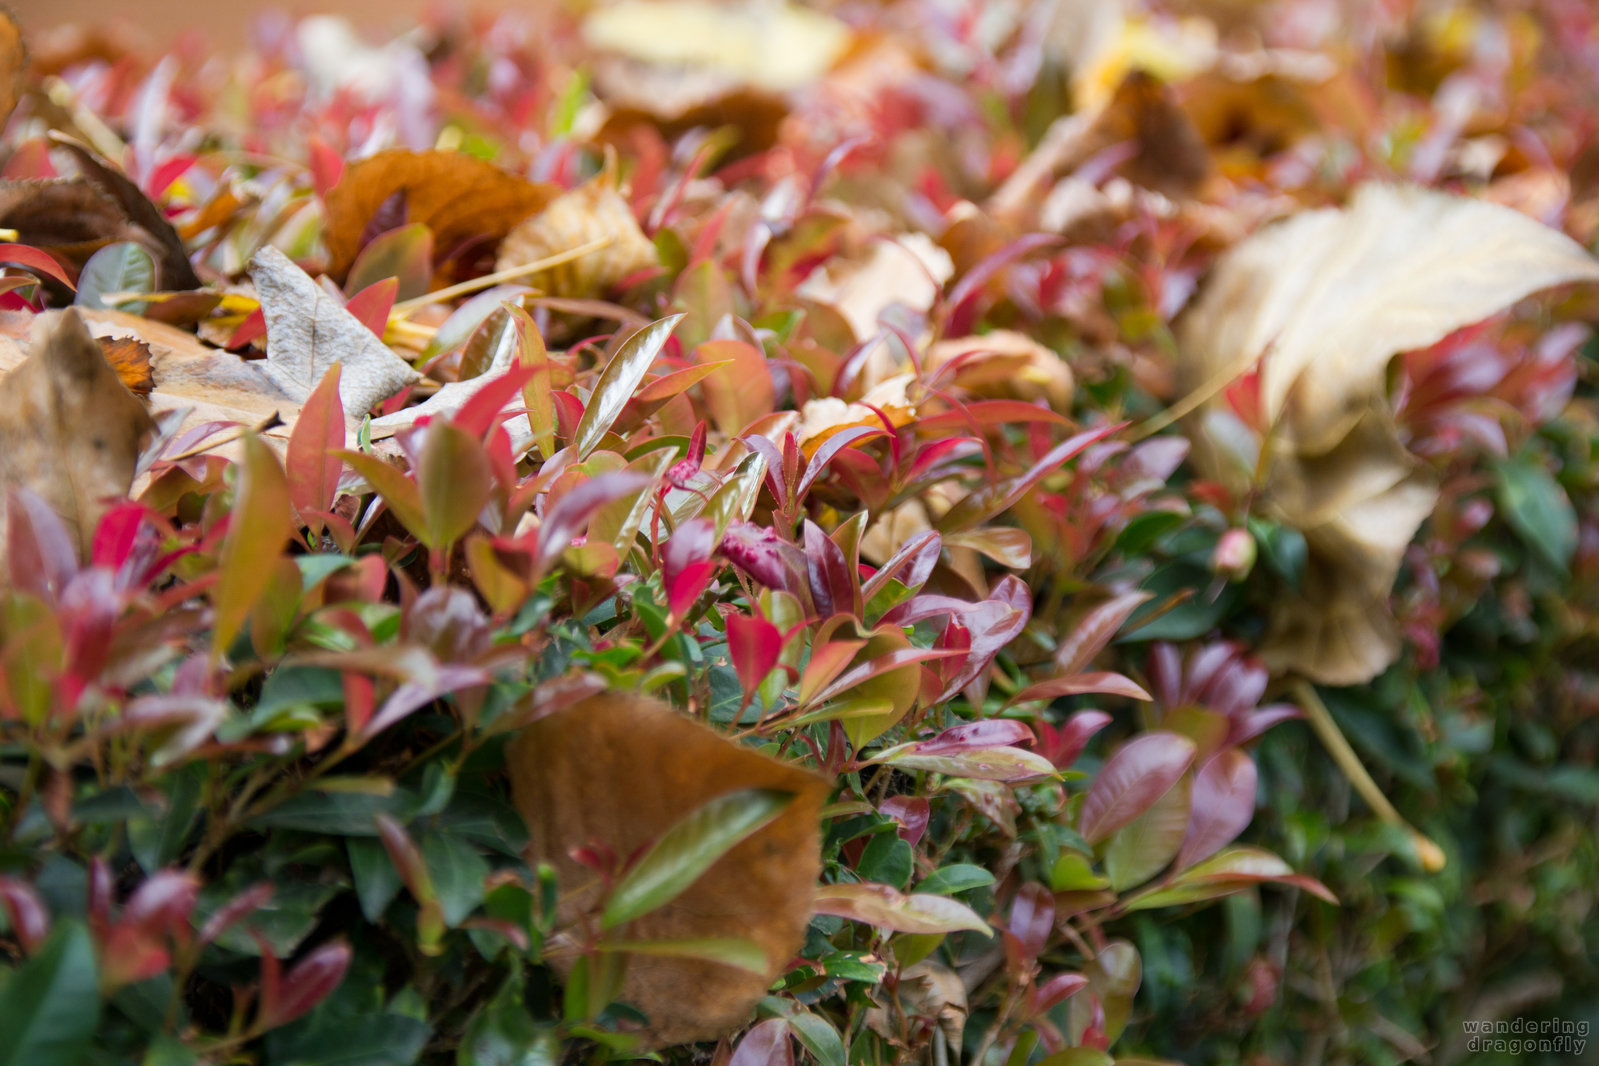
[
  {"left": 143, "top": 1033, "right": 200, "bottom": 1066},
  {"left": 417, "top": 422, "right": 494, "bottom": 551},
  {"left": 916, "top": 863, "right": 997, "bottom": 895},
  {"left": 349, "top": 838, "right": 404, "bottom": 921},
  {"left": 572, "top": 314, "right": 685, "bottom": 459},
  {"left": 856, "top": 832, "right": 914, "bottom": 890},
  {"left": 0, "top": 921, "right": 100, "bottom": 1066},
  {"left": 759, "top": 1000, "right": 846, "bottom": 1066},
  {"left": 458, "top": 969, "right": 558, "bottom": 1066},
  {"left": 602, "top": 787, "right": 795, "bottom": 929},
  {"left": 421, "top": 830, "right": 491, "bottom": 927},
  {"left": 597, "top": 936, "right": 768, "bottom": 974},
  {"left": 1496, "top": 455, "right": 1578, "bottom": 570},
  {"left": 1103, "top": 778, "right": 1190, "bottom": 892},
  {"left": 266, "top": 1012, "right": 432, "bottom": 1066},
  {"left": 213, "top": 433, "right": 294, "bottom": 654},
  {"left": 76, "top": 241, "right": 155, "bottom": 313}
]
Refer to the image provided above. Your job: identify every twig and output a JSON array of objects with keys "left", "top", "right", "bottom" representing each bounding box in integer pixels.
[{"left": 389, "top": 236, "right": 614, "bottom": 318}]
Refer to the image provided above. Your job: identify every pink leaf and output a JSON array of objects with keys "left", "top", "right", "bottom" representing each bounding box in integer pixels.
[
  {"left": 1009, "top": 672, "right": 1151, "bottom": 705},
  {"left": 308, "top": 136, "right": 345, "bottom": 198},
  {"left": 262, "top": 939, "right": 352, "bottom": 1028},
  {"left": 730, "top": 1018, "right": 794, "bottom": 1066},
  {"left": 1036, "top": 710, "right": 1113, "bottom": 768},
  {"left": 879, "top": 796, "right": 929, "bottom": 847},
  {"left": 453, "top": 364, "right": 539, "bottom": 440},
  {"left": 345, "top": 277, "right": 398, "bottom": 338},
  {"left": 7, "top": 488, "right": 78, "bottom": 601},
  {"left": 0, "top": 877, "right": 50, "bottom": 954},
  {"left": 1007, "top": 882, "right": 1054, "bottom": 960},
  {"left": 287, "top": 365, "right": 347, "bottom": 522},
  {"left": 1056, "top": 593, "right": 1155, "bottom": 675}
]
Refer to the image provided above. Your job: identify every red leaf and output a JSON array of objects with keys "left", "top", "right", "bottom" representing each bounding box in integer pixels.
[
  {"left": 1036, "top": 709, "right": 1112, "bottom": 768},
  {"left": 1055, "top": 592, "right": 1155, "bottom": 674},
  {"left": 7, "top": 488, "right": 78, "bottom": 601},
  {"left": 287, "top": 365, "right": 347, "bottom": 522},
  {"left": 0, "top": 243, "right": 75, "bottom": 289},
  {"left": 213, "top": 434, "right": 293, "bottom": 654},
  {"left": 452, "top": 364, "right": 539, "bottom": 440},
  {"left": 797, "top": 425, "right": 887, "bottom": 501},
  {"left": 912, "top": 720, "right": 1035, "bottom": 755},
  {"left": 92, "top": 503, "right": 147, "bottom": 573},
  {"left": 1009, "top": 671, "right": 1151, "bottom": 705},
  {"left": 1173, "top": 749, "right": 1258, "bottom": 872},
  {"left": 227, "top": 307, "right": 266, "bottom": 349},
  {"left": 1031, "top": 972, "right": 1089, "bottom": 1015},
  {"left": 308, "top": 136, "right": 345, "bottom": 198},
  {"left": 344, "top": 277, "right": 398, "bottom": 337},
  {"left": 726, "top": 612, "right": 782, "bottom": 693},
  {"left": 1007, "top": 882, "right": 1054, "bottom": 961},
  {"left": 1079, "top": 732, "right": 1195, "bottom": 844},
  {"left": 879, "top": 796, "right": 929, "bottom": 846}
]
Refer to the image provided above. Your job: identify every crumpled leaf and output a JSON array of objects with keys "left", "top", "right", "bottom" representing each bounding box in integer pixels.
[
  {"left": 321, "top": 149, "right": 558, "bottom": 281},
  {"left": 0, "top": 310, "right": 156, "bottom": 565},
  {"left": 250, "top": 245, "right": 422, "bottom": 416},
  {"left": 496, "top": 167, "right": 658, "bottom": 298},
  {"left": 507, "top": 692, "right": 827, "bottom": 1047}
]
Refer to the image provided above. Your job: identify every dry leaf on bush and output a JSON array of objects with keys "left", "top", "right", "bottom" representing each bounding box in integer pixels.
[
  {"left": 496, "top": 167, "right": 657, "bottom": 298},
  {"left": 0, "top": 309, "right": 155, "bottom": 562},
  {"left": 1178, "top": 183, "right": 1599, "bottom": 683},
  {"left": 925, "top": 330, "right": 1074, "bottom": 410},
  {"left": 507, "top": 692, "right": 827, "bottom": 1047},
  {"left": 321, "top": 149, "right": 558, "bottom": 280}
]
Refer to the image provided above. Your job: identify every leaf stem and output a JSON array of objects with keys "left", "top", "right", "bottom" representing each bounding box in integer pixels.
[
  {"left": 1290, "top": 679, "right": 1445, "bottom": 872},
  {"left": 389, "top": 236, "right": 615, "bottom": 318}
]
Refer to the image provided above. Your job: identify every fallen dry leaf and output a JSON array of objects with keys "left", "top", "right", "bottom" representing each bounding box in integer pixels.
[
  {"left": 507, "top": 692, "right": 827, "bottom": 1047},
  {"left": 0, "top": 309, "right": 155, "bottom": 562},
  {"left": 925, "top": 330, "right": 1074, "bottom": 411},
  {"left": 250, "top": 245, "right": 422, "bottom": 415},
  {"left": 321, "top": 149, "right": 559, "bottom": 281},
  {"left": 97, "top": 336, "right": 153, "bottom": 397},
  {"left": 1178, "top": 183, "right": 1599, "bottom": 457},
  {"left": 496, "top": 167, "right": 658, "bottom": 299},
  {"left": 1179, "top": 183, "right": 1599, "bottom": 683},
  {"left": 793, "top": 233, "right": 953, "bottom": 347},
  {"left": 0, "top": 178, "right": 146, "bottom": 278}
]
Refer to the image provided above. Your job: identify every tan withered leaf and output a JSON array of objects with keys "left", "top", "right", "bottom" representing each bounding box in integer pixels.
[
  {"left": 507, "top": 692, "right": 827, "bottom": 1047},
  {"left": 1178, "top": 183, "right": 1599, "bottom": 683},
  {"left": 321, "top": 150, "right": 558, "bottom": 280},
  {"left": 1178, "top": 183, "right": 1599, "bottom": 455},
  {"left": 925, "top": 330, "right": 1074, "bottom": 410},
  {"left": 495, "top": 168, "right": 658, "bottom": 299},
  {"left": 0, "top": 310, "right": 156, "bottom": 562}
]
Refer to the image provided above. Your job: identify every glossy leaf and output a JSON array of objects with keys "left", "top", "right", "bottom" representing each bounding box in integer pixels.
[
  {"left": 0, "top": 921, "right": 99, "bottom": 1066},
  {"left": 286, "top": 364, "right": 347, "bottom": 521},
  {"left": 1173, "top": 749, "right": 1258, "bottom": 872},
  {"left": 812, "top": 882, "right": 992, "bottom": 936},
  {"left": 604, "top": 787, "right": 796, "bottom": 929},
  {"left": 416, "top": 422, "right": 495, "bottom": 550},
  {"left": 1078, "top": 733, "right": 1195, "bottom": 845},
  {"left": 213, "top": 433, "right": 293, "bottom": 654},
  {"left": 572, "top": 314, "right": 685, "bottom": 458}
]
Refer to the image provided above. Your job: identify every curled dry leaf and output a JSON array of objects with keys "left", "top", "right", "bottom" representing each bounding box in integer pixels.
[
  {"left": 925, "top": 330, "right": 1074, "bottom": 411},
  {"left": 506, "top": 692, "right": 827, "bottom": 1047},
  {"left": 495, "top": 168, "right": 658, "bottom": 298},
  {"left": 0, "top": 309, "right": 155, "bottom": 564},
  {"left": 0, "top": 180, "right": 140, "bottom": 276},
  {"left": 321, "top": 149, "right": 558, "bottom": 280},
  {"left": 1178, "top": 183, "right": 1599, "bottom": 684}
]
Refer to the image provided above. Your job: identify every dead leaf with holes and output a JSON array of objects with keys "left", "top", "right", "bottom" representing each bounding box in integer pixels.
[
  {"left": 0, "top": 309, "right": 156, "bottom": 564},
  {"left": 507, "top": 692, "right": 827, "bottom": 1047},
  {"left": 321, "top": 149, "right": 558, "bottom": 281},
  {"left": 1178, "top": 183, "right": 1599, "bottom": 683}
]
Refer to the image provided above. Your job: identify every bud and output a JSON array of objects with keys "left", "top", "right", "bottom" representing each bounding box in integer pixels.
[{"left": 1211, "top": 527, "right": 1256, "bottom": 581}]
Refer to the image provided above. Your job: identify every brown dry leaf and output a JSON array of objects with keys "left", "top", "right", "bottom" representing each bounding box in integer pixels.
[
  {"left": 0, "top": 179, "right": 144, "bottom": 276},
  {"left": 507, "top": 692, "right": 827, "bottom": 1047},
  {"left": 793, "top": 233, "right": 953, "bottom": 346},
  {"left": 925, "top": 330, "right": 1074, "bottom": 410},
  {"left": 0, "top": 10, "right": 25, "bottom": 131},
  {"left": 321, "top": 149, "right": 558, "bottom": 280},
  {"left": 1179, "top": 183, "right": 1599, "bottom": 683},
  {"left": 795, "top": 373, "right": 918, "bottom": 458},
  {"left": 0, "top": 310, "right": 156, "bottom": 562},
  {"left": 495, "top": 167, "right": 658, "bottom": 298}
]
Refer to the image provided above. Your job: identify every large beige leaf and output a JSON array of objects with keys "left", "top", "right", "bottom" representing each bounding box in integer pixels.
[
  {"left": 507, "top": 692, "right": 827, "bottom": 1047},
  {"left": 251, "top": 246, "right": 422, "bottom": 416},
  {"left": 1178, "top": 183, "right": 1599, "bottom": 454}
]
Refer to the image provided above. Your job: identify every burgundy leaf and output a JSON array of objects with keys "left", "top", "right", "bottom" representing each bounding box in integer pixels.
[
  {"left": 721, "top": 520, "right": 807, "bottom": 595},
  {"left": 122, "top": 870, "right": 200, "bottom": 943},
  {"left": 1055, "top": 592, "right": 1155, "bottom": 675},
  {"left": 804, "top": 520, "right": 854, "bottom": 620},
  {"left": 913, "top": 720, "right": 1035, "bottom": 755},
  {"left": 199, "top": 883, "right": 274, "bottom": 945},
  {"left": 663, "top": 518, "right": 718, "bottom": 594},
  {"left": 796, "top": 425, "right": 887, "bottom": 501},
  {"left": 939, "top": 596, "right": 1030, "bottom": 702},
  {"left": 1010, "top": 672, "right": 1151, "bottom": 704},
  {"left": 536, "top": 472, "right": 653, "bottom": 578},
  {"left": 1174, "top": 749, "right": 1258, "bottom": 872},
  {"left": 1078, "top": 732, "right": 1195, "bottom": 845},
  {"left": 262, "top": 940, "right": 352, "bottom": 1028},
  {"left": 8, "top": 488, "right": 78, "bottom": 601},
  {"left": 879, "top": 796, "right": 930, "bottom": 846},
  {"left": 937, "top": 422, "right": 1125, "bottom": 534},
  {"left": 860, "top": 530, "right": 941, "bottom": 602},
  {"left": 1031, "top": 972, "right": 1089, "bottom": 1015},
  {"left": 1007, "top": 882, "right": 1054, "bottom": 961}
]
